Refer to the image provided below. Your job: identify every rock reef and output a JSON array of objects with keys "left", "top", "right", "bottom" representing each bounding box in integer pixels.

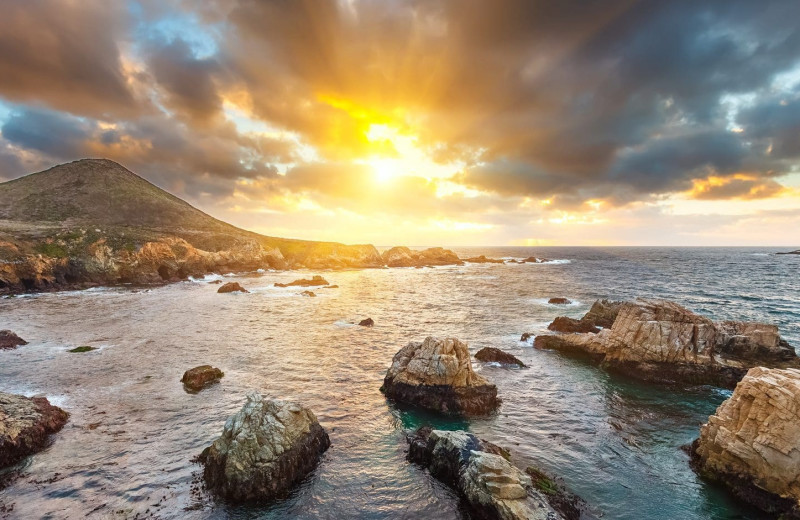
[
  {"left": 465, "top": 255, "right": 505, "bottom": 264},
  {"left": 534, "top": 299, "right": 798, "bottom": 388},
  {"left": 0, "top": 330, "right": 27, "bottom": 350},
  {"left": 200, "top": 392, "right": 330, "bottom": 502},
  {"left": 0, "top": 392, "right": 68, "bottom": 469},
  {"left": 181, "top": 365, "right": 224, "bottom": 392},
  {"left": 381, "top": 246, "right": 463, "bottom": 267},
  {"left": 475, "top": 347, "right": 526, "bottom": 367},
  {"left": 381, "top": 337, "right": 500, "bottom": 415},
  {"left": 408, "top": 427, "right": 589, "bottom": 520},
  {"left": 690, "top": 367, "right": 800, "bottom": 517}
]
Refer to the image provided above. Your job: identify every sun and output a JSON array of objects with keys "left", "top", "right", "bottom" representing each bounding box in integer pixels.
[{"left": 369, "top": 157, "right": 402, "bottom": 183}]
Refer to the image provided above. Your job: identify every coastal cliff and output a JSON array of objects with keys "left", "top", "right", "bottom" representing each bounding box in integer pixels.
[{"left": 0, "top": 159, "right": 460, "bottom": 294}]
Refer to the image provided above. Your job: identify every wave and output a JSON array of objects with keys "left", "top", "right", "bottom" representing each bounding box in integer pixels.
[{"left": 530, "top": 297, "right": 582, "bottom": 307}]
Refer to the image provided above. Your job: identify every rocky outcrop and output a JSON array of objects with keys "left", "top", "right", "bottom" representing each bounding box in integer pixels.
[
  {"left": 381, "top": 337, "right": 500, "bottom": 415},
  {"left": 547, "top": 317, "right": 600, "bottom": 334},
  {"left": 283, "top": 242, "right": 383, "bottom": 269},
  {"left": 181, "top": 365, "right": 224, "bottom": 391},
  {"left": 408, "top": 427, "right": 590, "bottom": 520},
  {"left": 200, "top": 392, "right": 330, "bottom": 502},
  {"left": 580, "top": 299, "right": 624, "bottom": 329},
  {"left": 0, "top": 392, "right": 69, "bottom": 468},
  {"left": 534, "top": 299, "right": 799, "bottom": 388},
  {"left": 0, "top": 330, "right": 27, "bottom": 350},
  {"left": 358, "top": 318, "right": 374, "bottom": 327},
  {"left": 274, "top": 275, "right": 329, "bottom": 287},
  {"left": 475, "top": 347, "right": 526, "bottom": 367},
  {"left": 465, "top": 255, "right": 505, "bottom": 264},
  {"left": 548, "top": 298, "right": 571, "bottom": 305},
  {"left": 381, "top": 246, "right": 463, "bottom": 267},
  {"left": 776, "top": 250, "right": 800, "bottom": 255},
  {"left": 690, "top": 367, "right": 800, "bottom": 517},
  {"left": 218, "top": 282, "right": 248, "bottom": 293},
  {"left": 523, "top": 257, "right": 552, "bottom": 263}
]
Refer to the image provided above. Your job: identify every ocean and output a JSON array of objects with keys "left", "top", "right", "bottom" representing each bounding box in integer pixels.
[{"left": 1, "top": 247, "right": 798, "bottom": 519}]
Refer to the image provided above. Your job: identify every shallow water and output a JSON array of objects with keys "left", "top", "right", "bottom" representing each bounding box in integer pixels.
[{"left": 1, "top": 247, "right": 798, "bottom": 519}]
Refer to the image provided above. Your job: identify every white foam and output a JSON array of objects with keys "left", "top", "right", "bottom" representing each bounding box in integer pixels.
[{"left": 531, "top": 298, "right": 582, "bottom": 307}]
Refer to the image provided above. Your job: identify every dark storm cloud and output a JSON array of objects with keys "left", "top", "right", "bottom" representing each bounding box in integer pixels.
[
  {"left": 1, "top": 108, "right": 94, "bottom": 158},
  {"left": 738, "top": 92, "right": 800, "bottom": 159}
]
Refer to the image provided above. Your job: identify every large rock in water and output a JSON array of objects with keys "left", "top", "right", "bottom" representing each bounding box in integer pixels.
[
  {"left": 475, "top": 347, "right": 526, "bottom": 368},
  {"left": 691, "top": 367, "right": 800, "bottom": 517},
  {"left": 408, "top": 427, "right": 591, "bottom": 520},
  {"left": 274, "top": 275, "right": 328, "bottom": 287},
  {"left": 217, "top": 282, "right": 248, "bottom": 293},
  {"left": 0, "top": 392, "right": 69, "bottom": 468},
  {"left": 200, "top": 393, "right": 330, "bottom": 502},
  {"left": 0, "top": 330, "right": 27, "bottom": 350},
  {"left": 534, "top": 299, "right": 799, "bottom": 388},
  {"left": 381, "top": 337, "right": 500, "bottom": 415},
  {"left": 181, "top": 365, "right": 224, "bottom": 392},
  {"left": 381, "top": 246, "right": 463, "bottom": 267}
]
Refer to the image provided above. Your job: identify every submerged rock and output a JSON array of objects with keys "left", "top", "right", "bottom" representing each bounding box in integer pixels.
[
  {"left": 275, "top": 275, "right": 329, "bottom": 288},
  {"left": 407, "top": 427, "right": 591, "bottom": 520},
  {"left": 534, "top": 299, "right": 799, "bottom": 388},
  {"left": 548, "top": 297, "right": 572, "bottom": 305},
  {"left": 300, "top": 290, "right": 316, "bottom": 297},
  {"left": 200, "top": 392, "right": 330, "bottom": 502},
  {"left": 358, "top": 318, "right": 374, "bottom": 327},
  {"left": 181, "top": 365, "right": 224, "bottom": 391},
  {"left": 381, "top": 246, "right": 463, "bottom": 267},
  {"left": 0, "top": 392, "right": 68, "bottom": 469},
  {"left": 68, "top": 345, "right": 96, "bottom": 353},
  {"left": 776, "top": 250, "right": 800, "bottom": 255},
  {"left": 690, "top": 367, "right": 800, "bottom": 517},
  {"left": 0, "top": 330, "right": 27, "bottom": 350},
  {"left": 381, "top": 337, "right": 500, "bottom": 415},
  {"left": 547, "top": 317, "right": 600, "bottom": 334},
  {"left": 217, "top": 282, "right": 248, "bottom": 293},
  {"left": 520, "top": 332, "right": 534, "bottom": 342},
  {"left": 475, "top": 347, "right": 526, "bottom": 367}
]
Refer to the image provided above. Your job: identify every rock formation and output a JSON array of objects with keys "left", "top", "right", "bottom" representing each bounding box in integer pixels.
[
  {"left": 200, "top": 392, "right": 330, "bottom": 502},
  {"left": 548, "top": 298, "right": 571, "bottom": 305},
  {"left": 381, "top": 337, "right": 500, "bottom": 415},
  {"left": 547, "top": 317, "right": 600, "bottom": 334},
  {"left": 690, "top": 367, "right": 800, "bottom": 517},
  {"left": 408, "top": 427, "right": 590, "bottom": 520},
  {"left": 0, "top": 392, "right": 69, "bottom": 468},
  {"left": 0, "top": 330, "right": 27, "bottom": 350},
  {"left": 522, "top": 257, "right": 552, "bottom": 263},
  {"left": 274, "top": 275, "right": 329, "bottom": 287},
  {"left": 181, "top": 365, "right": 224, "bottom": 391},
  {"left": 580, "top": 299, "right": 624, "bottom": 329},
  {"left": 217, "top": 282, "right": 248, "bottom": 293},
  {"left": 475, "top": 347, "right": 526, "bottom": 367},
  {"left": 534, "top": 299, "right": 799, "bottom": 388},
  {"left": 465, "top": 255, "right": 505, "bottom": 264},
  {"left": 776, "top": 250, "right": 800, "bottom": 255},
  {"left": 300, "top": 290, "right": 316, "bottom": 297},
  {"left": 381, "top": 246, "right": 463, "bottom": 267},
  {"left": 358, "top": 318, "right": 374, "bottom": 327},
  {"left": 520, "top": 332, "right": 534, "bottom": 342}
]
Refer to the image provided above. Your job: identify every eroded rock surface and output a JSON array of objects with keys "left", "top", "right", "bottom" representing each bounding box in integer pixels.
[
  {"left": 475, "top": 347, "right": 526, "bottom": 368},
  {"left": 408, "top": 427, "right": 591, "bottom": 520},
  {"left": 0, "top": 392, "right": 68, "bottom": 469},
  {"left": 0, "top": 330, "right": 27, "bottom": 350},
  {"left": 200, "top": 393, "right": 330, "bottom": 502},
  {"left": 534, "top": 299, "right": 798, "bottom": 387},
  {"left": 181, "top": 365, "right": 224, "bottom": 391},
  {"left": 381, "top": 337, "right": 500, "bottom": 415},
  {"left": 691, "top": 367, "right": 800, "bottom": 517}
]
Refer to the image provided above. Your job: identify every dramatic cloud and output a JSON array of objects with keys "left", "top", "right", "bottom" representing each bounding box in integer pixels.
[{"left": 0, "top": 0, "right": 799, "bottom": 245}]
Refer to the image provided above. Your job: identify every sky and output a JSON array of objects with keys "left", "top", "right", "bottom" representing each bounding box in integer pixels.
[{"left": 0, "top": 0, "right": 799, "bottom": 246}]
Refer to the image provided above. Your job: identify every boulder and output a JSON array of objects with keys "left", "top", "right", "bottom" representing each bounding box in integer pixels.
[
  {"left": 465, "top": 255, "right": 505, "bottom": 264},
  {"left": 548, "top": 298, "right": 572, "bottom": 305},
  {"left": 0, "top": 392, "right": 68, "bottom": 468},
  {"left": 690, "top": 367, "right": 800, "bottom": 517},
  {"left": 217, "top": 282, "right": 248, "bottom": 293},
  {"left": 181, "top": 365, "right": 224, "bottom": 391},
  {"left": 358, "top": 318, "right": 374, "bottom": 327},
  {"left": 407, "top": 427, "right": 590, "bottom": 520},
  {"left": 547, "top": 317, "right": 600, "bottom": 334},
  {"left": 475, "top": 347, "right": 526, "bottom": 367},
  {"left": 275, "top": 275, "right": 328, "bottom": 288},
  {"left": 381, "top": 337, "right": 500, "bottom": 415},
  {"left": 534, "top": 299, "right": 799, "bottom": 388},
  {"left": 200, "top": 393, "right": 330, "bottom": 502},
  {"left": 300, "top": 290, "right": 316, "bottom": 297},
  {"left": 520, "top": 332, "right": 534, "bottom": 342},
  {"left": 0, "top": 330, "right": 27, "bottom": 350},
  {"left": 381, "top": 246, "right": 463, "bottom": 267}
]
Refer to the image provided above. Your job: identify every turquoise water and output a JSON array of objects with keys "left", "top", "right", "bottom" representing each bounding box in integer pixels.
[{"left": 0, "top": 247, "right": 797, "bottom": 519}]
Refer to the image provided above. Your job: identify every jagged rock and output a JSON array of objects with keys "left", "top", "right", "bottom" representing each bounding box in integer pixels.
[
  {"left": 381, "top": 337, "right": 500, "bottom": 415},
  {"left": 534, "top": 299, "right": 799, "bottom": 388},
  {"left": 547, "top": 317, "right": 600, "bottom": 334},
  {"left": 690, "top": 367, "right": 800, "bottom": 517},
  {"left": 0, "top": 330, "right": 27, "bottom": 350},
  {"left": 381, "top": 246, "right": 463, "bottom": 267},
  {"left": 522, "top": 257, "right": 551, "bottom": 263},
  {"left": 358, "top": 318, "right": 374, "bottom": 327},
  {"left": 525, "top": 467, "right": 593, "bottom": 520},
  {"left": 300, "top": 290, "right": 316, "bottom": 297},
  {"left": 407, "top": 427, "right": 590, "bottom": 520},
  {"left": 580, "top": 299, "right": 624, "bottom": 329},
  {"left": 475, "top": 347, "right": 526, "bottom": 367},
  {"left": 274, "top": 275, "right": 328, "bottom": 287},
  {"left": 548, "top": 298, "right": 571, "bottom": 305},
  {"left": 0, "top": 392, "right": 68, "bottom": 469},
  {"left": 465, "top": 255, "right": 505, "bottom": 264},
  {"left": 520, "top": 332, "right": 534, "bottom": 342},
  {"left": 199, "top": 393, "right": 330, "bottom": 502},
  {"left": 217, "top": 282, "right": 248, "bottom": 293},
  {"left": 181, "top": 365, "right": 224, "bottom": 391}
]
